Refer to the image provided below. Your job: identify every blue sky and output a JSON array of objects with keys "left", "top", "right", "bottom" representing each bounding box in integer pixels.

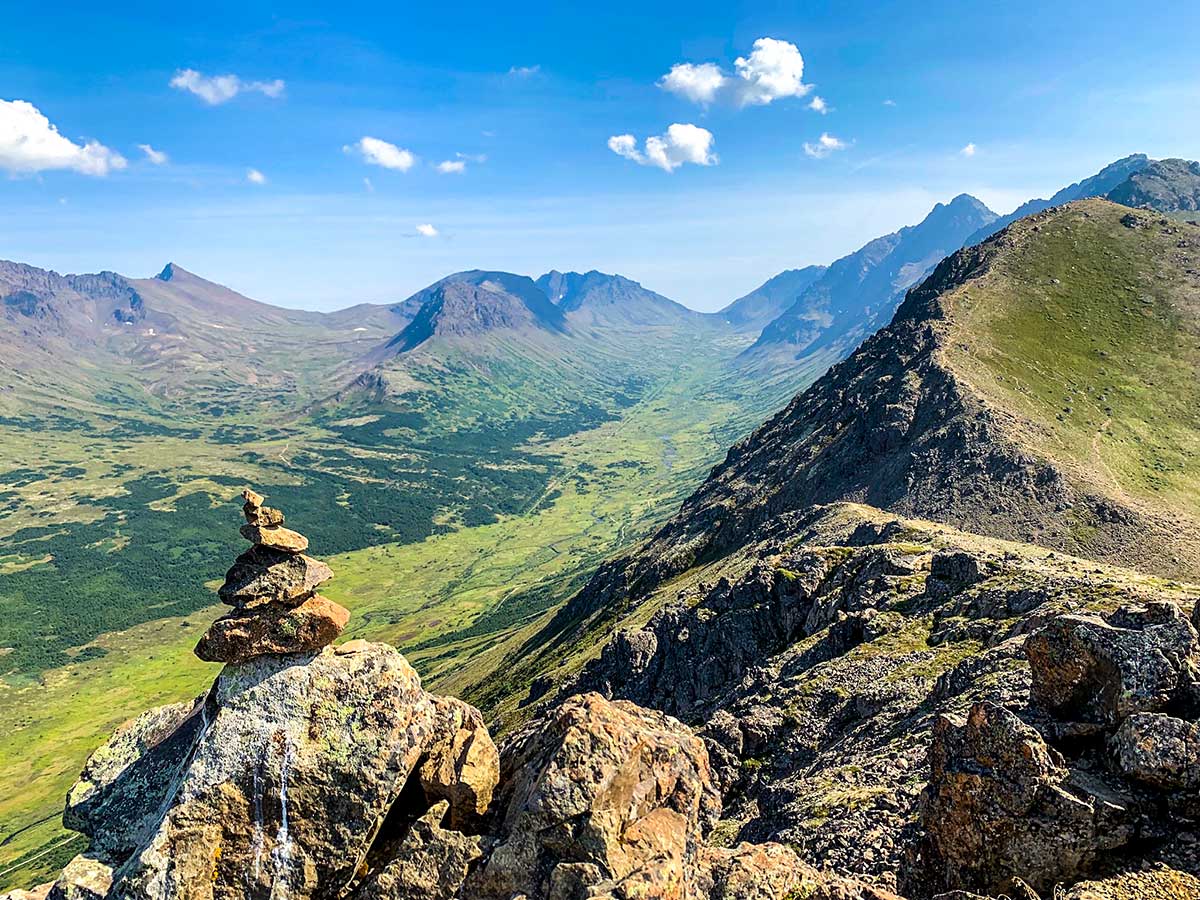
[{"left": 1, "top": 0, "right": 1198, "bottom": 312}]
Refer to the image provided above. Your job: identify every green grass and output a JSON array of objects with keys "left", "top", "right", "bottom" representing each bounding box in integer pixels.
[{"left": 946, "top": 201, "right": 1200, "bottom": 513}]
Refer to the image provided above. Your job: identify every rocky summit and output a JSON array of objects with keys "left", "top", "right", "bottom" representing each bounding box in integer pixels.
[
  {"left": 12, "top": 489, "right": 891, "bottom": 900},
  {"left": 194, "top": 491, "right": 348, "bottom": 664}
]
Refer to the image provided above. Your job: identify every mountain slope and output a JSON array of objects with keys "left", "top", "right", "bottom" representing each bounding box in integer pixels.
[
  {"left": 718, "top": 265, "right": 827, "bottom": 333},
  {"left": 1106, "top": 157, "right": 1200, "bottom": 212},
  {"left": 535, "top": 270, "right": 705, "bottom": 329},
  {"left": 561, "top": 200, "right": 1200, "bottom": 623},
  {"left": 745, "top": 194, "right": 997, "bottom": 363},
  {"left": 382, "top": 272, "right": 566, "bottom": 354}
]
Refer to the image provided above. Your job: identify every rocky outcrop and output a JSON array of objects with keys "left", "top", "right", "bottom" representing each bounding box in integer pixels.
[
  {"left": 922, "top": 702, "right": 1134, "bottom": 897},
  {"left": 919, "top": 602, "right": 1200, "bottom": 896},
  {"left": 195, "top": 490, "right": 348, "bottom": 663}
]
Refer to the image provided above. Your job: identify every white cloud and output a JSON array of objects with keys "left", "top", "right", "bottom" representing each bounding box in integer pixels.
[
  {"left": 960, "top": 142, "right": 977, "bottom": 157},
  {"left": 246, "top": 168, "right": 267, "bottom": 184},
  {"left": 363, "top": 176, "right": 374, "bottom": 193},
  {"left": 659, "top": 38, "right": 815, "bottom": 110},
  {"left": 345, "top": 136, "right": 416, "bottom": 172},
  {"left": 883, "top": 98, "right": 897, "bottom": 107},
  {"left": 808, "top": 96, "right": 829, "bottom": 114},
  {"left": 607, "top": 123, "right": 717, "bottom": 173},
  {"left": 457, "top": 152, "right": 487, "bottom": 163},
  {"left": 0, "top": 99, "right": 126, "bottom": 176},
  {"left": 416, "top": 223, "right": 439, "bottom": 237},
  {"left": 733, "top": 38, "right": 810, "bottom": 106},
  {"left": 803, "top": 133, "right": 848, "bottom": 159},
  {"left": 658, "top": 62, "right": 727, "bottom": 105},
  {"left": 508, "top": 65, "right": 541, "bottom": 78},
  {"left": 138, "top": 143, "right": 168, "bottom": 165},
  {"left": 437, "top": 159, "right": 466, "bottom": 174},
  {"left": 169, "top": 69, "right": 285, "bottom": 105}
]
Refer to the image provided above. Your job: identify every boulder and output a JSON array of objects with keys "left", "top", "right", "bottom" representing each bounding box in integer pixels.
[
  {"left": 218, "top": 547, "right": 333, "bottom": 607},
  {"left": 697, "top": 842, "right": 902, "bottom": 900},
  {"left": 1111, "top": 712, "right": 1200, "bottom": 792},
  {"left": 194, "top": 594, "right": 349, "bottom": 663},
  {"left": 240, "top": 524, "right": 309, "bottom": 553},
  {"left": 1025, "top": 602, "right": 1199, "bottom": 724},
  {"left": 468, "top": 692, "right": 721, "bottom": 900},
  {"left": 349, "top": 802, "right": 484, "bottom": 900},
  {"left": 418, "top": 696, "right": 500, "bottom": 830},
  {"left": 1061, "top": 868, "right": 1200, "bottom": 899},
  {"left": 109, "top": 644, "right": 445, "bottom": 900},
  {"left": 46, "top": 854, "right": 113, "bottom": 900},
  {"left": 0, "top": 885, "right": 51, "bottom": 900},
  {"left": 922, "top": 702, "right": 1135, "bottom": 896},
  {"left": 63, "top": 698, "right": 208, "bottom": 861}
]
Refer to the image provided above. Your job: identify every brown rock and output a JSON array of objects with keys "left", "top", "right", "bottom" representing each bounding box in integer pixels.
[
  {"left": 469, "top": 691, "right": 720, "bottom": 900},
  {"left": 242, "top": 488, "right": 265, "bottom": 508},
  {"left": 922, "top": 701, "right": 1135, "bottom": 896},
  {"left": 240, "top": 523, "right": 309, "bottom": 553},
  {"left": 194, "top": 594, "right": 349, "bottom": 663},
  {"left": 419, "top": 695, "right": 500, "bottom": 829},
  {"left": 350, "top": 801, "right": 484, "bottom": 900},
  {"left": 243, "top": 501, "right": 285, "bottom": 527},
  {"left": 1061, "top": 869, "right": 1200, "bottom": 899},
  {"left": 0, "top": 884, "right": 52, "bottom": 900},
  {"left": 218, "top": 545, "right": 333, "bottom": 607}
]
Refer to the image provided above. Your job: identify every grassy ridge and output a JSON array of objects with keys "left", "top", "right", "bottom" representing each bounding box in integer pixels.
[{"left": 946, "top": 201, "right": 1200, "bottom": 514}]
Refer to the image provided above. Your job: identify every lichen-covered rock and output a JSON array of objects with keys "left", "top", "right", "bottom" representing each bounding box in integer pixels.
[
  {"left": 218, "top": 547, "right": 333, "bottom": 607},
  {"left": 46, "top": 854, "right": 113, "bottom": 900},
  {"left": 697, "top": 842, "right": 902, "bottom": 900},
  {"left": 63, "top": 699, "right": 207, "bottom": 861},
  {"left": 469, "top": 692, "right": 721, "bottom": 900},
  {"left": 1025, "top": 602, "right": 1199, "bottom": 724},
  {"left": 110, "top": 644, "right": 444, "bottom": 900},
  {"left": 194, "top": 594, "right": 349, "bottom": 663},
  {"left": 418, "top": 696, "right": 499, "bottom": 830},
  {"left": 1061, "top": 868, "right": 1200, "bottom": 899},
  {"left": 350, "top": 802, "right": 484, "bottom": 900},
  {"left": 922, "top": 702, "right": 1136, "bottom": 896},
  {"left": 0, "top": 884, "right": 51, "bottom": 900},
  {"left": 1111, "top": 712, "right": 1200, "bottom": 792}
]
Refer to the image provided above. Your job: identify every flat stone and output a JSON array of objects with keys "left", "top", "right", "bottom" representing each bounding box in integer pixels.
[
  {"left": 218, "top": 545, "right": 332, "bottom": 607},
  {"left": 239, "top": 523, "right": 309, "bottom": 553},
  {"left": 47, "top": 854, "right": 113, "bottom": 900},
  {"left": 241, "top": 488, "right": 265, "bottom": 508},
  {"left": 194, "top": 594, "right": 349, "bottom": 663}
]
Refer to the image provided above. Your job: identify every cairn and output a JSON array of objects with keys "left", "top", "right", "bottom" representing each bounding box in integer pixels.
[{"left": 195, "top": 489, "right": 350, "bottom": 663}]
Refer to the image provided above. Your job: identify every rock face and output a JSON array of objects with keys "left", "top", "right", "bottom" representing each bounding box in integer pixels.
[{"left": 196, "top": 490, "right": 348, "bottom": 663}]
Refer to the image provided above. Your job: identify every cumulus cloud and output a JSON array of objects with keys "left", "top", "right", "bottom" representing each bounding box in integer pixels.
[
  {"left": 658, "top": 62, "right": 727, "bottom": 105},
  {"left": 416, "top": 223, "right": 438, "bottom": 237},
  {"left": 436, "top": 159, "right": 466, "bottom": 174},
  {"left": 345, "top": 136, "right": 416, "bottom": 172},
  {"left": 507, "top": 65, "right": 541, "bottom": 78},
  {"left": 960, "top": 142, "right": 977, "bottom": 157},
  {"left": 733, "top": 38, "right": 810, "bottom": 106},
  {"left": 138, "top": 143, "right": 168, "bottom": 165},
  {"left": 0, "top": 99, "right": 126, "bottom": 176},
  {"left": 803, "top": 133, "right": 848, "bottom": 159},
  {"left": 246, "top": 168, "right": 266, "bottom": 184},
  {"left": 658, "top": 38, "right": 815, "bottom": 110},
  {"left": 169, "top": 69, "right": 285, "bottom": 105},
  {"left": 882, "top": 98, "right": 897, "bottom": 107},
  {"left": 607, "top": 123, "right": 717, "bottom": 172},
  {"left": 808, "top": 96, "right": 828, "bottom": 114}
]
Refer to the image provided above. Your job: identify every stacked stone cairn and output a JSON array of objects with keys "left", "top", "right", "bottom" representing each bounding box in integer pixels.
[{"left": 194, "top": 489, "right": 349, "bottom": 663}]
